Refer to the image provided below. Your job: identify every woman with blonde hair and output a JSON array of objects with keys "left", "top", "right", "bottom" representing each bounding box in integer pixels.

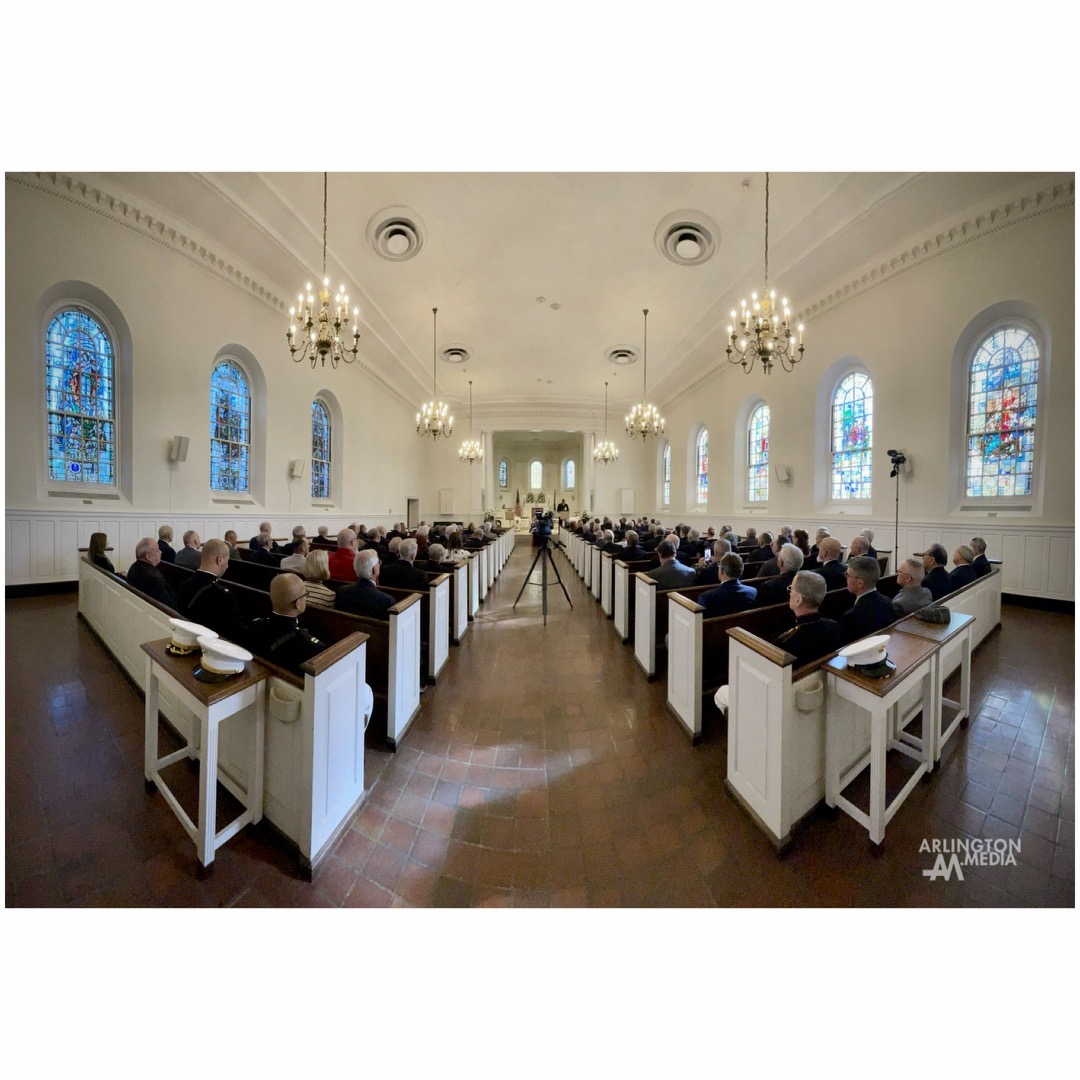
[
  {"left": 88, "top": 532, "right": 114, "bottom": 573},
  {"left": 301, "top": 548, "right": 337, "bottom": 608}
]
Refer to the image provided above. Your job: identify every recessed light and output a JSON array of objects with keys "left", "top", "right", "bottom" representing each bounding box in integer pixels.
[
  {"left": 536, "top": 296, "right": 546, "bottom": 303},
  {"left": 550, "top": 302, "right": 561, "bottom": 310}
]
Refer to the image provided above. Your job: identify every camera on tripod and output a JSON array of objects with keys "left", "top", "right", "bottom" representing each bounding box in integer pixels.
[
  {"left": 888, "top": 448, "right": 908, "bottom": 478},
  {"left": 531, "top": 510, "right": 554, "bottom": 547}
]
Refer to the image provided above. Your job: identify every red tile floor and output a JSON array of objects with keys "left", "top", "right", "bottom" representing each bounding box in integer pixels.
[{"left": 5, "top": 546, "right": 1074, "bottom": 907}]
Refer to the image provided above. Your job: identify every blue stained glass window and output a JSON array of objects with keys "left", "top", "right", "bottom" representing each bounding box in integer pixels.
[
  {"left": 311, "top": 399, "right": 331, "bottom": 499},
  {"left": 965, "top": 327, "right": 1039, "bottom": 498},
  {"left": 46, "top": 310, "right": 116, "bottom": 484},
  {"left": 564, "top": 460, "right": 575, "bottom": 489},
  {"left": 498, "top": 459, "right": 508, "bottom": 488},
  {"left": 662, "top": 443, "right": 671, "bottom": 506},
  {"left": 696, "top": 428, "right": 709, "bottom": 505},
  {"left": 747, "top": 404, "right": 770, "bottom": 502},
  {"left": 210, "top": 362, "right": 250, "bottom": 492},
  {"left": 530, "top": 460, "right": 542, "bottom": 489},
  {"left": 831, "top": 372, "right": 873, "bottom": 499}
]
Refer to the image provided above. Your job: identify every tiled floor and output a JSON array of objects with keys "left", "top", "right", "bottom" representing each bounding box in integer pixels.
[{"left": 5, "top": 545, "right": 1074, "bottom": 907}]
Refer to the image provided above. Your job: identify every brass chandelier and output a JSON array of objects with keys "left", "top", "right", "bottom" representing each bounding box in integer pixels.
[
  {"left": 287, "top": 173, "right": 360, "bottom": 369},
  {"left": 417, "top": 307, "right": 453, "bottom": 439},
  {"left": 625, "top": 309, "right": 664, "bottom": 439},
  {"left": 727, "top": 172, "right": 805, "bottom": 375},
  {"left": 593, "top": 381, "right": 619, "bottom": 464},
  {"left": 459, "top": 379, "right": 482, "bottom": 463}
]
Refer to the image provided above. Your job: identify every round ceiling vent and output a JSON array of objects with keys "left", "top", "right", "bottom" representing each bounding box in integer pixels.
[
  {"left": 654, "top": 210, "right": 720, "bottom": 266},
  {"left": 605, "top": 345, "right": 638, "bottom": 366},
  {"left": 441, "top": 344, "right": 471, "bottom": 364},
  {"left": 366, "top": 205, "right": 426, "bottom": 262}
]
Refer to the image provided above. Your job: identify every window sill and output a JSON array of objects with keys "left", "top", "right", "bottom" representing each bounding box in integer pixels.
[{"left": 212, "top": 496, "right": 257, "bottom": 506}]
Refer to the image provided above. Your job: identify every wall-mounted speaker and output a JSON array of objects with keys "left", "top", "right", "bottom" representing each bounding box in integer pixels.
[
  {"left": 169, "top": 435, "right": 189, "bottom": 463},
  {"left": 773, "top": 463, "right": 790, "bottom": 482},
  {"left": 290, "top": 458, "right": 306, "bottom": 478}
]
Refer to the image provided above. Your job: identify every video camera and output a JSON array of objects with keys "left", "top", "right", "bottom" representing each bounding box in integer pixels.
[{"left": 531, "top": 510, "right": 554, "bottom": 546}]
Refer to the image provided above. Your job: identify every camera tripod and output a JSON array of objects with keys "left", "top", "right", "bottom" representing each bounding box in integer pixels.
[{"left": 513, "top": 539, "right": 572, "bottom": 625}]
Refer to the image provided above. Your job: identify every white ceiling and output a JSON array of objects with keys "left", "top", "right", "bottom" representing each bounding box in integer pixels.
[{"left": 94, "top": 170, "right": 1064, "bottom": 415}]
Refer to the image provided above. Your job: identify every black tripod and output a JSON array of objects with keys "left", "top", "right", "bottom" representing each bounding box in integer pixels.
[
  {"left": 888, "top": 449, "right": 907, "bottom": 574},
  {"left": 513, "top": 538, "right": 572, "bottom": 625}
]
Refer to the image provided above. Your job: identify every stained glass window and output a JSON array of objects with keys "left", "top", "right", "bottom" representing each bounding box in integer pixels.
[
  {"left": 45, "top": 310, "right": 116, "bottom": 485},
  {"left": 696, "top": 428, "right": 709, "bottom": 505},
  {"left": 662, "top": 443, "right": 671, "bottom": 506},
  {"left": 965, "top": 327, "right": 1039, "bottom": 498},
  {"left": 210, "top": 361, "right": 250, "bottom": 492},
  {"left": 831, "top": 372, "right": 873, "bottom": 499},
  {"left": 311, "top": 399, "right": 331, "bottom": 499},
  {"left": 530, "top": 460, "right": 542, "bottom": 489},
  {"left": 499, "top": 459, "right": 508, "bottom": 488},
  {"left": 748, "top": 404, "right": 770, "bottom": 502},
  {"left": 564, "top": 460, "right": 575, "bottom": 489}
]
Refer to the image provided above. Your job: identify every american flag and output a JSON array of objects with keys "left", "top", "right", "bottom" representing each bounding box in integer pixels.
[{"left": 514, "top": 489, "right": 522, "bottom": 517}]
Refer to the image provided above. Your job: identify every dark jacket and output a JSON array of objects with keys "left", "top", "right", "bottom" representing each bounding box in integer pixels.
[
  {"left": 755, "top": 569, "right": 798, "bottom": 608},
  {"left": 176, "top": 571, "right": 245, "bottom": 642},
  {"left": 126, "top": 559, "right": 178, "bottom": 610},
  {"left": 775, "top": 613, "right": 841, "bottom": 667},
  {"left": 249, "top": 534, "right": 283, "bottom": 553},
  {"left": 91, "top": 552, "right": 115, "bottom": 574},
  {"left": 839, "top": 589, "right": 896, "bottom": 645},
  {"left": 620, "top": 545, "right": 650, "bottom": 564},
  {"left": 923, "top": 565, "right": 952, "bottom": 601},
  {"left": 646, "top": 559, "right": 697, "bottom": 589},
  {"left": 752, "top": 544, "right": 774, "bottom": 564},
  {"left": 174, "top": 546, "right": 202, "bottom": 571},
  {"left": 250, "top": 548, "right": 277, "bottom": 566},
  {"left": 695, "top": 561, "right": 721, "bottom": 587},
  {"left": 700, "top": 579, "right": 758, "bottom": 619},
  {"left": 949, "top": 564, "right": 979, "bottom": 591},
  {"left": 813, "top": 560, "right": 847, "bottom": 592},
  {"left": 246, "top": 613, "right": 326, "bottom": 673},
  {"left": 157, "top": 539, "right": 176, "bottom": 564},
  {"left": 971, "top": 554, "right": 992, "bottom": 578},
  {"left": 334, "top": 579, "right": 397, "bottom": 620},
  {"left": 379, "top": 560, "right": 430, "bottom": 591}
]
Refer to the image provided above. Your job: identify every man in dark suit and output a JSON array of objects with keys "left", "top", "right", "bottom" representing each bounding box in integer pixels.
[
  {"left": 949, "top": 544, "right": 979, "bottom": 591},
  {"left": 752, "top": 531, "right": 775, "bottom": 564},
  {"left": 774, "top": 571, "right": 841, "bottom": 667},
  {"left": 619, "top": 530, "right": 650, "bottom": 563},
  {"left": 754, "top": 544, "right": 804, "bottom": 607},
  {"left": 811, "top": 537, "right": 847, "bottom": 591},
  {"left": 249, "top": 521, "right": 283, "bottom": 553},
  {"left": 378, "top": 538, "right": 430, "bottom": 590},
  {"left": 126, "top": 536, "right": 178, "bottom": 609},
  {"left": 694, "top": 539, "right": 731, "bottom": 585},
  {"left": 246, "top": 573, "right": 327, "bottom": 674},
  {"left": 646, "top": 540, "right": 696, "bottom": 588},
  {"left": 250, "top": 533, "right": 277, "bottom": 565},
  {"left": 157, "top": 525, "right": 177, "bottom": 564},
  {"left": 699, "top": 553, "right": 757, "bottom": 618},
  {"left": 860, "top": 529, "right": 878, "bottom": 559},
  {"left": 839, "top": 555, "right": 896, "bottom": 645},
  {"left": 335, "top": 549, "right": 396, "bottom": 620},
  {"left": 921, "top": 544, "right": 952, "bottom": 601},
  {"left": 176, "top": 538, "right": 245, "bottom": 642},
  {"left": 970, "top": 536, "right": 992, "bottom": 578}
]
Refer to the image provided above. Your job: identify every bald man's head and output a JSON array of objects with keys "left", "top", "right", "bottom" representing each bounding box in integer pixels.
[{"left": 270, "top": 572, "right": 307, "bottom": 616}]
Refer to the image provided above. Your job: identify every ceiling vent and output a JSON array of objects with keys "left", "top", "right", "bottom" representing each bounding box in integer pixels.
[
  {"left": 441, "top": 344, "right": 471, "bottom": 364},
  {"left": 605, "top": 345, "right": 638, "bottom": 366},
  {"left": 366, "top": 206, "right": 426, "bottom": 261},
  {"left": 654, "top": 210, "right": 720, "bottom": 266}
]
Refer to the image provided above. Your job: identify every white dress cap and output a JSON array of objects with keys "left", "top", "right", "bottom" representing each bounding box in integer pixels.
[
  {"left": 197, "top": 636, "right": 253, "bottom": 677},
  {"left": 168, "top": 618, "right": 217, "bottom": 652},
  {"left": 838, "top": 634, "right": 890, "bottom": 667}
]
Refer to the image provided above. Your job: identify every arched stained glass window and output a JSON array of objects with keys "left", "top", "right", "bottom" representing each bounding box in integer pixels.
[
  {"left": 45, "top": 309, "right": 116, "bottom": 484},
  {"left": 695, "top": 428, "right": 709, "bottom": 505},
  {"left": 831, "top": 372, "right": 873, "bottom": 499},
  {"left": 530, "top": 459, "right": 542, "bottom": 489},
  {"left": 662, "top": 443, "right": 671, "bottom": 506},
  {"left": 966, "top": 327, "right": 1039, "bottom": 497},
  {"left": 498, "top": 458, "right": 509, "bottom": 488},
  {"left": 210, "top": 361, "right": 251, "bottom": 492},
  {"left": 564, "top": 460, "right": 575, "bottom": 489},
  {"left": 747, "top": 403, "right": 770, "bottom": 502},
  {"left": 311, "top": 399, "right": 331, "bottom": 499}
]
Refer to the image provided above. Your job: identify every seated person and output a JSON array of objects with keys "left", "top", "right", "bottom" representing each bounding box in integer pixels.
[
  {"left": 695, "top": 538, "right": 731, "bottom": 585},
  {"left": 379, "top": 538, "right": 430, "bottom": 590},
  {"left": 774, "top": 570, "right": 841, "bottom": 667},
  {"left": 246, "top": 573, "right": 327, "bottom": 674},
  {"left": 699, "top": 553, "right": 757, "bottom": 618},
  {"left": 920, "top": 544, "right": 951, "bottom": 601},
  {"left": 758, "top": 537, "right": 783, "bottom": 578},
  {"left": 249, "top": 521, "right": 282, "bottom": 553},
  {"left": 281, "top": 525, "right": 307, "bottom": 557},
  {"left": 88, "top": 531, "right": 114, "bottom": 573},
  {"left": 792, "top": 529, "right": 812, "bottom": 563},
  {"left": 316, "top": 525, "right": 331, "bottom": 539},
  {"left": 174, "top": 529, "right": 202, "bottom": 570},
  {"left": 892, "top": 558, "right": 934, "bottom": 616},
  {"left": 811, "top": 537, "right": 847, "bottom": 591},
  {"left": 126, "top": 536, "right": 177, "bottom": 609},
  {"left": 970, "top": 536, "right": 992, "bottom": 577},
  {"left": 949, "top": 544, "right": 979, "bottom": 590},
  {"left": 421, "top": 543, "right": 454, "bottom": 573},
  {"left": 279, "top": 537, "right": 310, "bottom": 572},
  {"left": 620, "top": 530, "right": 650, "bottom": 563},
  {"left": 752, "top": 531, "right": 775, "bottom": 564},
  {"left": 176, "top": 539, "right": 245, "bottom": 642},
  {"left": 250, "top": 532, "right": 277, "bottom": 565},
  {"left": 809, "top": 527, "right": 830, "bottom": 563},
  {"left": 846, "top": 534, "right": 870, "bottom": 562},
  {"left": 328, "top": 528, "right": 359, "bottom": 581},
  {"left": 334, "top": 549, "right": 396, "bottom": 620},
  {"left": 157, "top": 525, "right": 177, "bottom": 564},
  {"left": 860, "top": 528, "right": 878, "bottom": 558},
  {"left": 301, "top": 549, "right": 337, "bottom": 609},
  {"left": 839, "top": 555, "right": 895, "bottom": 645},
  {"left": 646, "top": 540, "right": 696, "bottom": 588},
  {"left": 754, "top": 544, "right": 805, "bottom": 607},
  {"left": 223, "top": 530, "right": 241, "bottom": 558}
]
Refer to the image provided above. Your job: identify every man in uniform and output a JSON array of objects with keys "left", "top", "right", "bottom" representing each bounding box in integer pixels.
[
  {"left": 126, "top": 536, "right": 178, "bottom": 609},
  {"left": 774, "top": 570, "right": 841, "bottom": 666},
  {"left": 176, "top": 538, "right": 245, "bottom": 642},
  {"left": 246, "top": 573, "right": 326, "bottom": 673}
]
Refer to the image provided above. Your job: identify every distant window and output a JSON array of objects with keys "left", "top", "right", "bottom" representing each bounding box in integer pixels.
[
  {"left": 965, "top": 326, "right": 1039, "bottom": 497},
  {"left": 499, "top": 458, "right": 509, "bottom": 488},
  {"left": 210, "top": 361, "right": 251, "bottom": 493},
  {"left": 831, "top": 372, "right": 873, "bottom": 499},
  {"left": 311, "top": 399, "right": 331, "bottom": 499},
  {"left": 45, "top": 309, "right": 116, "bottom": 485},
  {"left": 695, "top": 428, "right": 709, "bottom": 505},
  {"left": 564, "top": 459, "right": 575, "bottom": 489},
  {"left": 747, "top": 403, "right": 769, "bottom": 502},
  {"left": 662, "top": 443, "right": 671, "bottom": 506},
  {"left": 530, "top": 459, "right": 542, "bottom": 489}
]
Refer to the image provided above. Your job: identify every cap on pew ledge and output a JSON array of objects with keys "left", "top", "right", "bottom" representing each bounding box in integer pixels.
[
  {"left": 837, "top": 635, "right": 894, "bottom": 677},
  {"left": 167, "top": 618, "right": 217, "bottom": 656},
  {"left": 194, "top": 636, "right": 253, "bottom": 682}
]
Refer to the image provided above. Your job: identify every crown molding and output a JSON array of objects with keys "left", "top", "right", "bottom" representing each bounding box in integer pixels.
[{"left": 661, "top": 177, "right": 1075, "bottom": 411}]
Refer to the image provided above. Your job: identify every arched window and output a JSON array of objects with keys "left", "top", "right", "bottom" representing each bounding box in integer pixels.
[
  {"left": 529, "top": 459, "right": 542, "bottom": 489},
  {"left": 966, "top": 326, "right": 1039, "bottom": 497},
  {"left": 564, "top": 459, "right": 575, "bottom": 490},
  {"left": 498, "top": 458, "right": 509, "bottom": 488},
  {"left": 311, "top": 399, "right": 331, "bottom": 499},
  {"left": 695, "top": 428, "right": 709, "bottom": 505},
  {"left": 661, "top": 443, "right": 671, "bottom": 507},
  {"left": 747, "top": 403, "right": 770, "bottom": 502},
  {"left": 45, "top": 309, "right": 116, "bottom": 485},
  {"left": 210, "top": 361, "right": 251, "bottom": 492},
  {"left": 831, "top": 372, "right": 873, "bottom": 499}
]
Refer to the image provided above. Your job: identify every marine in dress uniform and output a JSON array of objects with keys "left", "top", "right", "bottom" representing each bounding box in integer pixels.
[{"left": 246, "top": 612, "right": 326, "bottom": 674}]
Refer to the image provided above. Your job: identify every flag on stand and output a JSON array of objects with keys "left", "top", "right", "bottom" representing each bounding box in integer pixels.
[{"left": 514, "top": 489, "right": 522, "bottom": 518}]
